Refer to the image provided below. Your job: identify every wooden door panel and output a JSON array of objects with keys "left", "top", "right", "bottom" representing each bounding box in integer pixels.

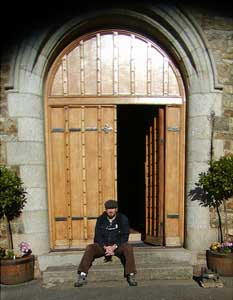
[
  {"left": 165, "top": 105, "right": 184, "bottom": 246},
  {"left": 145, "top": 113, "right": 162, "bottom": 245},
  {"left": 101, "top": 107, "right": 117, "bottom": 204},
  {"left": 85, "top": 107, "right": 99, "bottom": 213},
  {"left": 158, "top": 108, "right": 165, "bottom": 245},
  {"left": 145, "top": 105, "right": 184, "bottom": 247},
  {"left": 69, "top": 107, "right": 84, "bottom": 243},
  {"left": 50, "top": 108, "right": 68, "bottom": 246},
  {"left": 49, "top": 105, "right": 117, "bottom": 248},
  {"left": 152, "top": 118, "right": 157, "bottom": 238}
]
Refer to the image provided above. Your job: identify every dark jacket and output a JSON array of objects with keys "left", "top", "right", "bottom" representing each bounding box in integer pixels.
[{"left": 94, "top": 212, "right": 130, "bottom": 247}]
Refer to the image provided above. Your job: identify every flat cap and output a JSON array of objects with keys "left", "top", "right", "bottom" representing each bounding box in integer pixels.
[{"left": 104, "top": 199, "right": 118, "bottom": 209}]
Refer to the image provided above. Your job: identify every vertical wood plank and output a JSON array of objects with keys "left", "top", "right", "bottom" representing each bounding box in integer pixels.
[
  {"left": 101, "top": 106, "right": 117, "bottom": 203},
  {"left": 97, "top": 106, "right": 103, "bottom": 214},
  {"left": 81, "top": 107, "right": 87, "bottom": 239},
  {"left": 80, "top": 40, "right": 85, "bottom": 95},
  {"left": 96, "top": 34, "right": 101, "bottom": 96},
  {"left": 65, "top": 107, "right": 72, "bottom": 244},
  {"left": 130, "top": 34, "right": 135, "bottom": 95},
  {"left": 101, "top": 34, "right": 113, "bottom": 95},
  {"left": 118, "top": 34, "right": 131, "bottom": 95},
  {"left": 179, "top": 103, "right": 185, "bottom": 245},
  {"left": 165, "top": 106, "right": 181, "bottom": 246},
  {"left": 84, "top": 37, "right": 97, "bottom": 95},
  {"left": 134, "top": 37, "right": 147, "bottom": 95},
  {"left": 69, "top": 107, "right": 84, "bottom": 243},
  {"left": 67, "top": 47, "right": 81, "bottom": 95},
  {"left": 147, "top": 42, "right": 152, "bottom": 96},
  {"left": 46, "top": 106, "right": 55, "bottom": 248},
  {"left": 85, "top": 106, "right": 99, "bottom": 239},
  {"left": 149, "top": 125, "right": 153, "bottom": 235},
  {"left": 51, "top": 64, "right": 63, "bottom": 96},
  {"left": 113, "top": 32, "right": 119, "bottom": 95},
  {"left": 163, "top": 57, "right": 169, "bottom": 96},
  {"left": 114, "top": 107, "right": 118, "bottom": 201},
  {"left": 50, "top": 107, "right": 68, "bottom": 246},
  {"left": 168, "top": 64, "right": 180, "bottom": 96},
  {"left": 153, "top": 117, "right": 157, "bottom": 237},
  {"left": 145, "top": 134, "right": 149, "bottom": 236},
  {"left": 62, "top": 55, "right": 68, "bottom": 95},
  {"left": 158, "top": 108, "right": 165, "bottom": 245}
]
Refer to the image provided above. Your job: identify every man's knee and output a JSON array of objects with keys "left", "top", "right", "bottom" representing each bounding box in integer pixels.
[
  {"left": 85, "top": 243, "right": 104, "bottom": 256},
  {"left": 120, "top": 243, "right": 133, "bottom": 253},
  {"left": 85, "top": 243, "right": 96, "bottom": 253}
]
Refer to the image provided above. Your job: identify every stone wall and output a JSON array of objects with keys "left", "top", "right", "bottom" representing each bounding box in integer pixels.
[
  {"left": 0, "top": 52, "right": 19, "bottom": 248},
  {"left": 193, "top": 9, "right": 233, "bottom": 241},
  {"left": 0, "top": 46, "right": 48, "bottom": 253},
  {"left": 0, "top": 56, "right": 14, "bottom": 165}
]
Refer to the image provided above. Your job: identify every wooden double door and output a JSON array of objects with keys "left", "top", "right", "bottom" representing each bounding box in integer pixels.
[{"left": 48, "top": 104, "right": 184, "bottom": 249}]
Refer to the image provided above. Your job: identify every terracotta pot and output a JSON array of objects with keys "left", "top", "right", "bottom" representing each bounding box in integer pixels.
[
  {"left": 206, "top": 250, "right": 233, "bottom": 277},
  {"left": 0, "top": 255, "right": 34, "bottom": 285}
]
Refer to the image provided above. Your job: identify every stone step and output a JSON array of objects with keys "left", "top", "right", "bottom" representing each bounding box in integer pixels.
[
  {"left": 42, "top": 262, "right": 193, "bottom": 286},
  {"left": 128, "top": 230, "right": 141, "bottom": 242},
  {"left": 38, "top": 247, "right": 192, "bottom": 272}
]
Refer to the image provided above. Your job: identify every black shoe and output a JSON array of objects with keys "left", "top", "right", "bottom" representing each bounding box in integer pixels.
[
  {"left": 127, "top": 274, "right": 138, "bottom": 286},
  {"left": 74, "top": 274, "right": 87, "bottom": 287},
  {"left": 104, "top": 256, "right": 112, "bottom": 262}
]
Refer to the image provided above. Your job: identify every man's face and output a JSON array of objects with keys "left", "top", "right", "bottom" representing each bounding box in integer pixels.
[{"left": 106, "top": 208, "right": 117, "bottom": 218}]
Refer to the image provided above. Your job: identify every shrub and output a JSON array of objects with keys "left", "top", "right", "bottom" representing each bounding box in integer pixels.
[{"left": 0, "top": 165, "right": 27, "bottom": 249}]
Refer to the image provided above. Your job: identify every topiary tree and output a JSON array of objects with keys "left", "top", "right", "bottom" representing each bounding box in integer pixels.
[
  {"left": 189, "top": 155, "right": 233, "bottom": 243},
  {"left": 0, "top": 165, "right": 27, "bottom": 250}
]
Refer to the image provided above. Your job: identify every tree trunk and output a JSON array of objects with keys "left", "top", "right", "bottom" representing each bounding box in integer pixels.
[
  {"left": 216, "top": 205, "right": 223, "bottom": 243},
  {"left": 7, "top": 219, "right": 14, "bottom": 250},
  {"left": 223, "top": 199, "right": 228, "bottom": 241}
]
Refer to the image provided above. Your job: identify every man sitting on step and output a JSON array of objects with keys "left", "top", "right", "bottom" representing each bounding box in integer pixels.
[{"left": 75, "top": 199, "right": 138, "bottom": 287}]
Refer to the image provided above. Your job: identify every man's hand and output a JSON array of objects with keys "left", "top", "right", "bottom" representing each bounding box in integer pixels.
[{"left": 104, "top": 245, "right": 118, "bottom": 256}]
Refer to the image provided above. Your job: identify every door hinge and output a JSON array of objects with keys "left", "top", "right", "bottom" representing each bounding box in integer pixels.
[
  {"left": 167, "top": 127, "right": 180, "bottom": 132},
  {"left": 167, "top": 213, "right": 179, "bottom": 219},
  {"left": 52, "top": 128, "right": 64, "bottom": 132}
]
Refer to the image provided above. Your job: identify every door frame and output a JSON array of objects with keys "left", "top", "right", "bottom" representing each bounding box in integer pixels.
[
  {"left": 44, "top": 29, "right": 186, "bottom": 249},
  {"left": 45, "top": 99, "right": 185, "bottom": 249}
]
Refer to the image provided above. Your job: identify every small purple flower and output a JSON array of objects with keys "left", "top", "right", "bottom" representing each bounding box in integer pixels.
[
  {"left": 221, "top": 241, "right": 232, "bottom": 247},
  {"left": 19, "top": 242, "right": 32, "bottom": 257}
]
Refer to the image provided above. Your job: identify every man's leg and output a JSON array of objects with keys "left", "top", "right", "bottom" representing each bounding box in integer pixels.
[
  {"left": 75, "top": 243, "right": 105, "bottom": 287},
  {"left": 115, "top": 243, "right": 137, "bottom": 286},
  {"left": 78, "top": 243, "right": 105, "bottom": 274}
]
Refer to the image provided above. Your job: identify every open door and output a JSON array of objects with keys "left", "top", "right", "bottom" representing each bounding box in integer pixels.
[
  {"left": 48, "top": 105, "right": 117, "bottom": 249},
  {"left": 145, "top": 105, "right": 184, "bottom": 246},
  {"left": 144, "top": 108, "right": 165, "bottom": 245},
  {"left": 164, "top": 105, "right": 185, "bottom": 246}
]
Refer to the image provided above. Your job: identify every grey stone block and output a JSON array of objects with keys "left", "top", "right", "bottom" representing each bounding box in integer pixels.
[{"left": 6, "top": 142, "right": 45, "bottom": 165}]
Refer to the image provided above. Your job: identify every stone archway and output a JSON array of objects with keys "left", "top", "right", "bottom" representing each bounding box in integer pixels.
[{"left": 5, "top": 4, "right": 221, "bottom": 255}]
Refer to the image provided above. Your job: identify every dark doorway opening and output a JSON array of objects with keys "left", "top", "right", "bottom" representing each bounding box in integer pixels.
[{"left": 117, "top": 105, "right": 159, "bottom": 238}]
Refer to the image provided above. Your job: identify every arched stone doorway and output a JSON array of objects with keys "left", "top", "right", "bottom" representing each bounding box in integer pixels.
[
  {"left": 45, "top": 30, "right": 186, "bottom": 249},
  {"left": 4, "top": 4, "right": 221, "bottom": 256}
]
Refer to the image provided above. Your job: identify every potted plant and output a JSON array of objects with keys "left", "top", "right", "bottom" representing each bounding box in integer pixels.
[
  {"left": 206, "top": 241, "right": 233, "bottom": 276},
  {"left": 0, "top": 165, "right": 35, "bottom": 285},
  {"left": 189, "top": 155, "right": 233, "bottom": 276}
]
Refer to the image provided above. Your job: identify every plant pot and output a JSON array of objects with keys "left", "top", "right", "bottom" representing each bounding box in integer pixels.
[
  {"left": 0, "top": 254, "right": 35, "bottom": 285},
  {"left": 206, "top": 250, "right": 233, "bottom": 277}
]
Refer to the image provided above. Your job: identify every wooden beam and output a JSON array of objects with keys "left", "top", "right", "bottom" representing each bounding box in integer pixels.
[{"left": 48, "top": 96, "right": 183, "bottom": 106}]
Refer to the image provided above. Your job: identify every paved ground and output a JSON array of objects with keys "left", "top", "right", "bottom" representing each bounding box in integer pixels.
[{"left": 1, "top": 277, "right": 233, "bottom": 300}]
